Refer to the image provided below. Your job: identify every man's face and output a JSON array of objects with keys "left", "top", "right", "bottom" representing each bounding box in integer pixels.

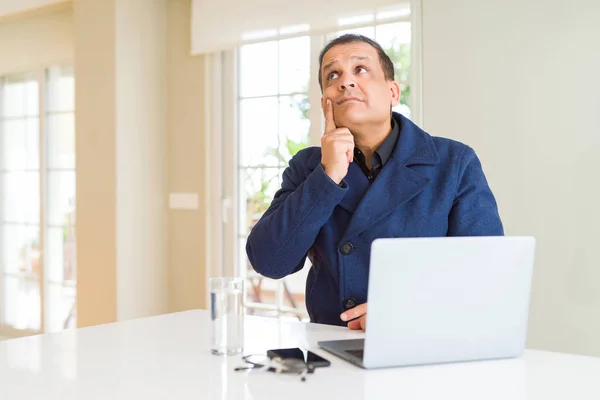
[{"left": 320, "top": 41, "right": 400, "bottom": 128}]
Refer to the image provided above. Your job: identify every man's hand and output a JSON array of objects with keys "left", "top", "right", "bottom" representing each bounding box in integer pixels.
[
  {"left": 321, "top": 99, "right": 354, "bottom": 184},
  {"left": 340, "top": 302, "right": 367, "bottom": 331}
]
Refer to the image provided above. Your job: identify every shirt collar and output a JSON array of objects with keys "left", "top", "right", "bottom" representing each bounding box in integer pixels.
[
  {"left": 375, "top": 117, "right": 400, "bottom": 167},
  {"left": 353, "top": 118, "right": 401, "bottom": 169}
]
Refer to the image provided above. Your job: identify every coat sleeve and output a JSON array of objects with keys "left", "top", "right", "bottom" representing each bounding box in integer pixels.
[
  {"left": 246, "top": 150, "right": 348, "bottom": 279},
  {"left": 447, "top": 146, "right": 504, "bottom": 236}
]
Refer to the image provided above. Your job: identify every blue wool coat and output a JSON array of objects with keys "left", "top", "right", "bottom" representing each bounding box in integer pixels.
[{"left": 246, "top": 112, "right": 504, "bottom": 326}]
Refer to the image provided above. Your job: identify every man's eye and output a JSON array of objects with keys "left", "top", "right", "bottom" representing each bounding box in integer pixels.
[
  {"left": 356, "top": 66, "right": 367, "bottom": 73},
  {"left": 328, "top": 72, "right": 339, "bottom": 80}
]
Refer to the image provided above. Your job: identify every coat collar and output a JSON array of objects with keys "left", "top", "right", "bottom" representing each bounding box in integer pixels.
[
  {"left": 393, "top": 112, "right": 440, "bottom": 166},
  {"left": 339, "top": 112, "right": 440, "bottom": 240}
]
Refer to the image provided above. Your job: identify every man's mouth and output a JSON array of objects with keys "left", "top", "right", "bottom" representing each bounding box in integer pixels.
[{"left": 338, "top": 97, "right": 363, "bottom": 105}]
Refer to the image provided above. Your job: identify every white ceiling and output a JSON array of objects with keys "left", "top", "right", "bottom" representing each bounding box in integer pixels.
[{"left": 0, "top": 0, "right": 66, "bottom": 18}]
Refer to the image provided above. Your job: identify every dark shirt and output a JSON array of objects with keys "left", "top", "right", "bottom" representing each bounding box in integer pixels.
[{"left": 353, "top": 118, "right": 400, "bottom": 182}]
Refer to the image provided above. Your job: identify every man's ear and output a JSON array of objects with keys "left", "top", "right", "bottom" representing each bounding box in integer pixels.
[{"left": 389, "top": 81, "right": 401, "bottom": 107}]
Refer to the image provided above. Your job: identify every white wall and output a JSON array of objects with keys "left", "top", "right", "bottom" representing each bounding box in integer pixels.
[
  {"left": 75, "top": 0, "right": 169, "bottom": 326},
  {"left": 422, "top": 0, "right": 600, "bottom": 356}
]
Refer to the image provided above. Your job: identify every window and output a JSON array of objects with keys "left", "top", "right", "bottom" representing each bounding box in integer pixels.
[
  {"left": 238, "top": 37, "right": 312, "bottom": 319},
  {"left": 0, "top": 73, "right": 41, "bottom": 332},
  {"left": 234, "top": 15, "right": 415, "bottom": 320},
  {"left": 44, "top": 66, "right": 76, "bottom": 333},
  {"left": 0, "top": 66, "right": 76, "bottom": 336}
]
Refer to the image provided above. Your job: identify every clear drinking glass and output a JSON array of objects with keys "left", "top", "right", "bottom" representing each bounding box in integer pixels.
[{"left": 210, "top": 277, "right": 244, "bottom": 355}]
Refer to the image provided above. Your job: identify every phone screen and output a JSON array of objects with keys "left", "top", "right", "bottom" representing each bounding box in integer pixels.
[{"left": 266, "top": 347, "right": 331, "bottom": 367}]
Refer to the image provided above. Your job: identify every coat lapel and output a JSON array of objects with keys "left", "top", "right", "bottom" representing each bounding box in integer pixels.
[{"left": 341, "top": 113, "right": 441, "bottom": 241}]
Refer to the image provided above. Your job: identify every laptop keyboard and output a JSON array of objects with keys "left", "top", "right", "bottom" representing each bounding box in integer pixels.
[{"left": 346, "top": 349, "right": 364, "bottom": 359}]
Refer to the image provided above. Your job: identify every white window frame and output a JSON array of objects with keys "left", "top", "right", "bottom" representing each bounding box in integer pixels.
[
  {"left": 0, "top": 63, "right": 76, "bottom": 338},
  {"left": 205, "top": 2, "right": 422, "bottom": 315}
]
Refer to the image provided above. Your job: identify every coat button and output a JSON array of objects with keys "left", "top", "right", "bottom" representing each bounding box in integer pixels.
[
  {"left": 340, "top": 242, "right": 354, "bottom": 255},
  {"left": 344, "top": 297, "right": 357, "bottom": 309}
]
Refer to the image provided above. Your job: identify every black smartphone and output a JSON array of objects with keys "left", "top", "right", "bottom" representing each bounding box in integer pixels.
[{"left": 266, "top": 347, "right": 331, "bottom": 368}]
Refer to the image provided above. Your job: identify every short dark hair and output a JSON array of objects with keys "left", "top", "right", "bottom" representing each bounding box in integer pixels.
[{"left": 318, "top": 34, "right": 395, "bottom": 91}]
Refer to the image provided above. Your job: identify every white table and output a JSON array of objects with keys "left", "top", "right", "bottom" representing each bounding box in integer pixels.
[{"left": 1, "top": 310, "right": 600, "bottom": 399}]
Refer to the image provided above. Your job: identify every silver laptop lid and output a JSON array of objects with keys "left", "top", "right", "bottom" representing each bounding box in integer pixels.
[{"left": 363, "top": 236, "right": 536, "bottom": 369}]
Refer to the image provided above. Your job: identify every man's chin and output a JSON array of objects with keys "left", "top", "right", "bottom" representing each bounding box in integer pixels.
[{"left": 337, "top": 113, "right": 372, "bottom": 127}]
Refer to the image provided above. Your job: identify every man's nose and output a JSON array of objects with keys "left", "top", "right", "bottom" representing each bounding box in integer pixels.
[{"left": 340, "top": 76, "right": 355, "bottom": 90}]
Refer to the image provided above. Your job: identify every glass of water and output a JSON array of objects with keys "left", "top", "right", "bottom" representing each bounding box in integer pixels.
[{"left": 210, "top": 277, "right": 244, "bottom": 355}]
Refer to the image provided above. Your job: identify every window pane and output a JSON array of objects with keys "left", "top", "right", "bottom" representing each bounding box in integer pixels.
[
  {"left": 26, "top": 118, "right": 40, "bottom": 169},
  {"left": 239, "top": 167, "right": 281, "bottom": 236},
  {"left": 1, "top": 119, "right": 38, "bottom": 171},
  {"left": 278, "top": 95, "right": 310, "bottom": 165},
  {"left": 376, "top": 22, "right": 411, "bottom": 47},
  {"left": 1, "top": 120, "right": 26, "bottom": 170},
  {"left": 46, "top": 226, "right": 76, "bottom": 283},
  {"left": 45, "top": 283, "right": 76, "bottom": 333},
  {"left": 3, "top": 171, "right": 40, "bottom": 224},
  {"left": 239, "top": 41, "right": 278, "bottom": 98},
  {"left": 47, "top": 114, "right": 75, "bottom": 169},
  {"left": 1, "top": 224, "right": 40, "bottom": 275},
  {"left": 376, "top": 22, "right": 412, "bottom": 116},
  {"left": 239, "top": 97, "right": 279, "bottom": 167},
  {"left": 278, "top": 36, "right": 310, "bottom": 94},
  {"left": 47, "top": 66, "right": 75, "bottom": 112},
  {"left": 47, "top": 171, "right": 76, "bottom": 227},
  {"left": 25, "top": 80, "right": 39, "bottom": 116},
  {"left": 1, "top": 80, "right": 26, "bottom": 117},
  {"left": 3, "top": 276, "right": 41, "bottom": 331},
  {"left": 245, "top": 276, "right": 279, "bottom": 310},
  {"left": 327, "top": 26, "right": 375, "bottom": 41},
  {"left": 238, "top": 237, "right": 249, "bottom": 278},
  {"left": 377, "top": 23, "right": 411, "bottom": 84}
]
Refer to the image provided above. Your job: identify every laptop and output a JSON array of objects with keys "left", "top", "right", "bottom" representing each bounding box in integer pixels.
[{"left": 318, "top": 236, "right": 536, "bottom": 369}]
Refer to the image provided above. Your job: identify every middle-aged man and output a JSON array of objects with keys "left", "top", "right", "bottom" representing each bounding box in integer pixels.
[{"left": 246, "top": 34, "right": 503, "bottom": 331}]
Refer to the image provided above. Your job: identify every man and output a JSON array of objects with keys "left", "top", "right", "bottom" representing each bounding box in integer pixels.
[{"left": 246, "top": 34, "right": 503, "bottom": 331}]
